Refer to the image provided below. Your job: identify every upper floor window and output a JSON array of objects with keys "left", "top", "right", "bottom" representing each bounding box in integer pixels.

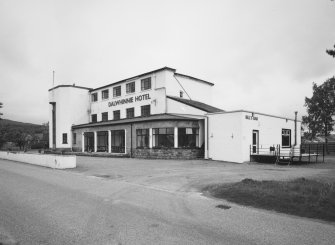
[
  {"left": 113, "top": 110, "right": 120, "bottom": 120},
  {"left": 91, "top": 114, "right": 97, "bottom": 123},
  {"left": 126, "top": 81, "right": 135, "bottom": 94},
  {"left": 141, "top": 105, "right": 150, "bottom": 117},
  {"left": 141, "top": 77, "right": 151, "bottom": 91},
  {"left": 62, "top": 133, "right": 68, "bottom": 144},
  {"left": 102, "top": 89, "right": 109, "bottom": 100},
  {"left": 282, "top": 129, "right": 291, "bottom": 148},
  {"left": 113, "top": 86, "right": 121, "bottom": 97},
  {"left": 126, "top": 107, "right": 134, "bottom": 119},
  {"left": 178, "top": 128, "right": 199, "bottom": 148},
  {"left": 101, "top": 112, "right": 108, "bottom": 122},
  {"left": 91, "top": 93, "right": 98, "bottom": 102}
]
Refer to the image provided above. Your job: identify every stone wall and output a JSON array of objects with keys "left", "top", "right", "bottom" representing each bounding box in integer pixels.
[{"left": 133, "top": 148, "right": 203, "bottom": 159}]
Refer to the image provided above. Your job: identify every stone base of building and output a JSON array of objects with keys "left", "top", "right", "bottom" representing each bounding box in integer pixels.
[{"left": 133, "top": 148, "right": 204, "bottom": 159}]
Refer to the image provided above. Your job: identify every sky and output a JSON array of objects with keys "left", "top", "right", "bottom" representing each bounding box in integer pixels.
[{"left": 0, "top": 0, "right": 334, "bottom": 124}]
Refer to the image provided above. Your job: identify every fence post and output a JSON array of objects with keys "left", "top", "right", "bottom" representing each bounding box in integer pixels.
[
  {"left": 316, "top": 144, "right": 319, "bottom": 163},
  {"left": 323, "top": 144, "right": 325, "bottom": 163},
  {"left": 308, "top": 144, "right": 311, "bottom": 164},
  {"left": 249, "top": 145, "right": 251, "bottom": 162}
]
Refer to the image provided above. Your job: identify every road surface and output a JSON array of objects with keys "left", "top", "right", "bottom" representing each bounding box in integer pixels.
[{"left": 0, "top": 158, "right": 334, "bottom": 244}]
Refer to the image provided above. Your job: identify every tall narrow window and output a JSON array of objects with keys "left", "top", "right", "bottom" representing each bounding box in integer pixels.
[
  {"left": 102, "top": 89, "right": 109, "bottom": 100},
  {"left": 178, "top": 128, "right": 199, "bottom": 148},
  {"left": 126, "top": 108, "right": 134, "bottom": 118},
  {"left": 73, "top": 133, "right": 76, "bottom": 144},
  {"left": 126, "top": 81, "right": 135, "bottom": 93},
  {"left": 101, "top": 112, "right": 108, "bottom": 122},
  {"left": 113, "top": 86, "right": 121, "bottom": 97},
  {"left": 113, "top": 110, "right": 120, "bottom": 120},
  {"left": 282, "top": 129, "right": 291, "bottom": 148},
  {"left": 141, "top": 77, "right": 151, "bottom": 91},
  {"left": 91, "top": 93, "right": 98, "bottom": 102},
  {"left": 62, "top": 133, "right": 68, "bottom": 144},
  {"left": 141, "top": 105, "right": 150, "bottom": 117},
  {"left": 136, "top": 129, "right": 149, "bottom": 148},
  {"left": 152, "top": 128, "right": 174, "bottom": 148},
  {"left": 91, "top": 114, "right": 97, "bottom": 123}
]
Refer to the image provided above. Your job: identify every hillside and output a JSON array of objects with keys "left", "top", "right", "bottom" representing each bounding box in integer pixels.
[
  {"left": 0, "top": 119, "right": 49, "bottom": 149},
  {"left": 0, "top": 118, "right": 47, "bottom": 134}
]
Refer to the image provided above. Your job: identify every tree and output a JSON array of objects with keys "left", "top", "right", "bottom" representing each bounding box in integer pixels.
[
  {"left": 0, "top": 102, "right": 3, "bottom": 119},
  {"left": 327, "top": 44, "right": 335, "bottom": 58},
  {"left": 303, "top": 77, "right": 335, "bottom": 151}
]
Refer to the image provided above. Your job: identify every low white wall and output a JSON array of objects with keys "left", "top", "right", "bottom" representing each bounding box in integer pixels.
[{"left": 0, "top": 151, "right": 76, "bottom": 169}]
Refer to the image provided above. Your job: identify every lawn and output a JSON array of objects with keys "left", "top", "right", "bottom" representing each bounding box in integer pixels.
[{"left": 203, "top": 178, "right": 335, "bottom": 222}]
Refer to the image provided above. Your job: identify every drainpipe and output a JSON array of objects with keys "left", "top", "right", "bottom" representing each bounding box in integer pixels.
[{"left": 294, "top": 111, "right": 298, "bottom": 147}]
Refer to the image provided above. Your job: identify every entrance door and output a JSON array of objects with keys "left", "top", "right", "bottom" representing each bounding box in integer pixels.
[
  {"left": 84, "top": 132, "right": 94, "bottom": 152},
  {"left": 252, "top": 130, "right": 259, "bottom": 154}
]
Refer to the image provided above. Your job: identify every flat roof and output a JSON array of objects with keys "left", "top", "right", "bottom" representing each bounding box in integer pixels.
[
  {"left": 48, "top": 85, "right": 92, "bottom": 92},
  {"left": 174, "top": 73, "right": 214, "bottom": 86},
  {"left": 207, "top": 110, "right": 302, "bottom": 122},
  {"left": 90, "top": 67, "right": 177, "bottom": 92},
  {"left": 72, "top": 113, "right": 199, "bottom": 129}
]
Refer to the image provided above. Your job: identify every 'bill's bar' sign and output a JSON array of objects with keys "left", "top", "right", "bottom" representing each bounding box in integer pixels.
[{"left": 108, "top": 94, "right": 151, "bottom": 107}]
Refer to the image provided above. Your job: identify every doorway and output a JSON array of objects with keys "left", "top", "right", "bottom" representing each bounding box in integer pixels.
[
  {"left": 252, "top": 130, "right": 259, "bottom": 154},
  {"left": 84, "top": 132, "right": 94, "bottom": 152}
]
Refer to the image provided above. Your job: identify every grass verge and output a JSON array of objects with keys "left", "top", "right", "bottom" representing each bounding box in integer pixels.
[{"left": 203, "top": 178, "right": 335, "bottom": 222}]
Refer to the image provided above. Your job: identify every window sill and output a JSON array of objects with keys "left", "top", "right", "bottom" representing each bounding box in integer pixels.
[{"left": 141, "top": 88, "right": 152, "bottom": 92}]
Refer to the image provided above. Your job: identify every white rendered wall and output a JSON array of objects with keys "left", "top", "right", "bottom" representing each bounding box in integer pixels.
[
  {"left": 49, "top": 86, "right": 90, "bottom": 148},
  {"left": 166, "top": 98, "right": 207, "bottom": 115},
  {"left": 90, "top": 85, "right": 167, "bottom": 121},
  {"left": 0, "top": 151, "right": 76, "bottom": 169},
  {"left": 208, "top": 113, "right": 243, "bottom": 163},
  {"left": 208, "top": 111, "right": 301, "bottom": 163},
  {"left": 240, "top": 112, "right": 301, "bottom": 162},
  {"left": 167, "top": 74, "right": 213, "bottom": 105}
]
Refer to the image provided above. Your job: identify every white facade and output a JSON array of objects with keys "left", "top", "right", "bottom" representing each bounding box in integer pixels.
[
  {"left": 49, "top": 86, "right": 91, "bottom": 149},
  {"left": 89, "top": 68, "right": 213, "bottom": 122},
  {"left": 48, "top": 67, "right": 302, "bottom": 163},
  {"left": 207, "top": 111, "right": 301, "bottom": 163},
  {"left": 48, "top": 67, "right": 215, "bottom": 150}
]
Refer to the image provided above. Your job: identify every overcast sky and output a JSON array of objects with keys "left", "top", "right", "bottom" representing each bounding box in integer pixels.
[{"left": 0, "top": 0, "right": 334, "bottom": 124}]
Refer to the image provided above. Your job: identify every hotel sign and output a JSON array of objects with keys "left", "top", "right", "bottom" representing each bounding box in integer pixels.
[
  {"left": 245, "top": 115, "right": 258, "bottom": 121},
  {"left": 108, "top": 93, "right": 151, "bottom": 107}
]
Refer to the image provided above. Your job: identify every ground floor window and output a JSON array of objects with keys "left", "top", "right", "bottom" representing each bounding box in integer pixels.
[
  {"left": 153, "top": 128, "right": 174, "bottom": 148},
  {"left": 97, "top": 131, "right": 108, "bottom": 152},
  {"left": 111, "top": 130, "right": 125, "bottom": 153},
  {"left": 62, "top": 133, "right": 67, "bottom": 144},
  {"left": 73, "top": 133, "right": 76, "bottom": 144},
  {"left": 137, "top": 129, "right": 149, "bottom": 148},
  {"left": 282, "top": 129, "right": 291, "bottom": 148},
  {"left": 178, "top": 128, "right": 199, "bottom": 148}
]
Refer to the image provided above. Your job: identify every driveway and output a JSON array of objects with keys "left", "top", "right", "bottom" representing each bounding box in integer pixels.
[
  {"left": 1, "top": 157, "right": 334, "bottom": 244},
  {"left": 69, "top": 156, "right": 334, "bottom": 193}
]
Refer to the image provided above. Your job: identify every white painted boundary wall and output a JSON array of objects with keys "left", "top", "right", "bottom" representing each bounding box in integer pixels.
[{"left": 0, "top": 151, "right": 76, "bottom": 169}]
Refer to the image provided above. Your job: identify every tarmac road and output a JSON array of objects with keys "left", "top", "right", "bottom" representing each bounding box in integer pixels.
[{"left": 0, "top": 157, "right": 334, "bottom": 245}]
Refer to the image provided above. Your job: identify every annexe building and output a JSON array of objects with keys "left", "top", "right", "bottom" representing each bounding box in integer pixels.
[{"left": 49, "top": 67, "right": 301, "bottom": 162}]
